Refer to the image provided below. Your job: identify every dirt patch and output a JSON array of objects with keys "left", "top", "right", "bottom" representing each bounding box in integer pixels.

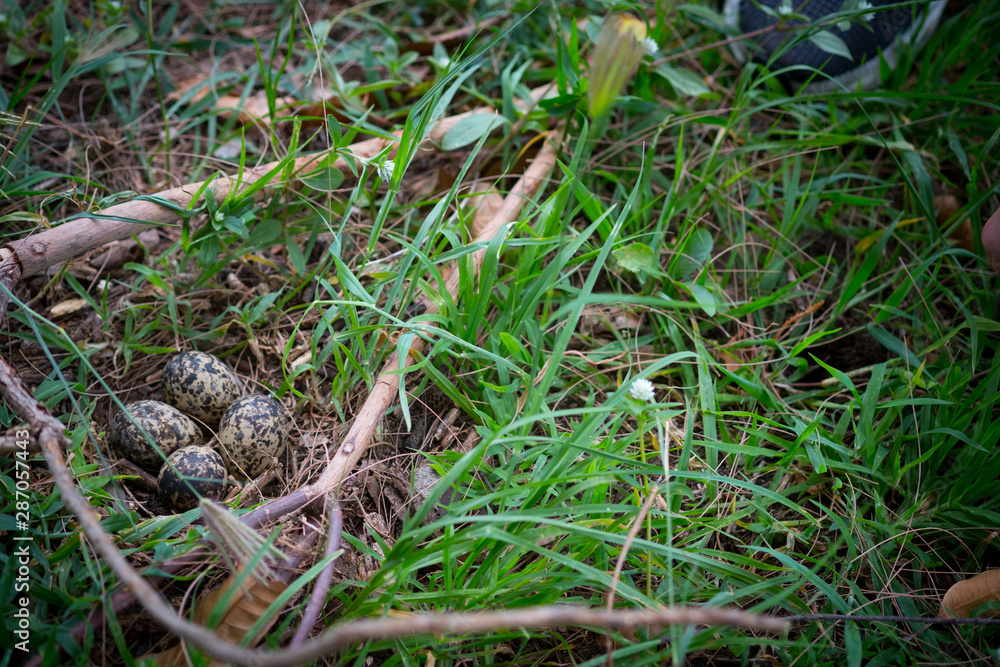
[{"left": 802, "top": 325, "right": 890, "bottom": 384}]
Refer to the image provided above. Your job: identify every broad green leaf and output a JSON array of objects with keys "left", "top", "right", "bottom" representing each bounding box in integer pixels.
[
  {"left": 686, "top": 281, "right": 716, "bottom": 316},
  {"left": 613, "top": 241, "right": 659, "bottom": 275},
  {"left": 807, "top": 30, "right": 853, "bottom": 61},
  {"left": 539, "top": 92, "right": 582, "bottom": 117},
  {"left": 653, "top": 63, "right": 710, "bottom": 97},
  {"left": 441, "top": 112, "right": 506, "bottom": 151},
  {"left": 247, "top": 218, "right": 282, "bottom": 246},
  {"left": 301, "top": 166, "right": 345, "bottom": 192},
  {"left": 222, "top": 214, "right": 248, "bottom": 238},
  {"left": 286, "top": 235, "right": 306, "bottom": 274},
  {"left": 673, "top": 228, "right": 713, "bottom": 278}
]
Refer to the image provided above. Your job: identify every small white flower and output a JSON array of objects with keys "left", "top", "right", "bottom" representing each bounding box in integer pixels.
[
  {"left": 213, "top": 210, "right": 225, "bottom": 223},
  {"left": 777, "top": 0, "right": 793, "bottom": 16},
  {"left": 377, "top": 159, "right": 394, "bottom": 181},
  {"left": 629, "top": 378, "right": 656, "bottom": 402},
  {"left": 641, "top": 37, "right": 659, "bottom": 57},
  {"left": 435, "top": 56, "right": 451, "bottom": 68},
  {"left": 858, "top": 0, "right": 875, "bottom": 22}
]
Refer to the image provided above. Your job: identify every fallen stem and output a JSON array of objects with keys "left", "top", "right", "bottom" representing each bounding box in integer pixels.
[
  {"left": 0, "top": 105, "right": 473, "bottom": 285},
  {"left": 605, "top": 490, "right": 660, "bottom": 665},
  {"left": 0, "top": 432, "right": 40, "bottom": 455},
  {"left": 290, "top": 501, "right": 343, "bottom": 647},
  {"left": 784, "top": 613, "right": 1000, "bottom": 626},
  {"left": 269, "top": 605, "right": 789, "bottom": 663}
]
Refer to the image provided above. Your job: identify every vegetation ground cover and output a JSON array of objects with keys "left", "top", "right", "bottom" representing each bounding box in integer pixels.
[{"left": 1, "top": 0, "right": 999, "bottom": 665}]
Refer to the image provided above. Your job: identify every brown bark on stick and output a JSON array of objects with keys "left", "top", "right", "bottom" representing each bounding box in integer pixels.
[
  {"left": 403, "top": 16, "right": 502, "bottom": 54},
  {"left": 269, "top": 605, "right": 789, "bottom": 661},
  {"left": 289, "top": 501, "right": 343, "bottom": 647},
  {"left": 0, "top": 85, "right": 559, "bottom": 301},
  {"left": 0, "top": 355, "right": 251, "bottom": 665},
  {"left": 0, "top": 106, "right": 492, "bottom": 286},
  {"left": 605, "top": 490, "right": 661, "bottom": 665}
]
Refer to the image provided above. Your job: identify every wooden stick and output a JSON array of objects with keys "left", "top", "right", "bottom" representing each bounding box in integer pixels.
[
  {"left": 605, "top": 490, "right": 660, "bottom": 665},
  {"left": 0, "top": 86, "right": 557, "bottom": 304},
  {"left": 275, "top": 605, "right": 789, "bottom": 661},
  {"left": 233, "top": 133, "right": 557, "bottom": 534},
  {"left": 289, "top": 501, "right": 343, "bottom": 647},
  {"left": 0, "top": 432, "right": 40, "bottom": 454},
  {"left": 0, "top": 106, "right": 487, "bottom": 286}
]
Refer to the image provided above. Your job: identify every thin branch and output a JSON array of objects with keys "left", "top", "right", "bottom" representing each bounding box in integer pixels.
[
  {"left": 112, "top": 458, "right": 159, "bottom": 494},
  {"left": 271, "top": 605, "right": 789, "bottom": 662},
  {"left": 0, "top": 432, "right": 40, "bottom": 455},
  {"left": 651, "top": 24, "right": 775, "bottom": 67},
  {"left": 651, "top": 13, "right": 855, "bottom": 67},
  {"left": 0, "top": 106, "right": 476, "bottom": 287},
  {"left": 0, "top": 85, "right": 554, "bottom": 302},
  {"left": 403, "top": 15, "right": 503, "bottom": 54},
  {"left": 0, "top": 244, "right": 23, "bottom": 327},
  {"left": 290, "top": 501, "right": 343, "bottom": 647},
  {"left": 784, "top": 613, "right": 1000, "bottom": 627},
  {"left": 605, "top": 490, "right": 660, "bottom": 665}
]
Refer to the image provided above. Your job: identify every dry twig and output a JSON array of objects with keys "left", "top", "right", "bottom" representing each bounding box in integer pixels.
[
  {"left": 605, "top": 490, "right": 661, "bottom": 665},
  {"left": 0, "top": 105, "right": 488, "bottom": 308},
  {"left": 0, "top": 432, "right": 39, "bottom": 455},
  {"left": 290, "top": 501, "right": 344, "bottom": 647},
  {"left": 269, "top": 605, "right": 789, "bottom": 663}
]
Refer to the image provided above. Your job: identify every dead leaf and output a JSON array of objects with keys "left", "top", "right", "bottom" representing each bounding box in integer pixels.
[
  {"left": 469, "top": 188, "right": 505, "bottom": 240},
  {"left": 49, "top": 298, "right": 90, "bottom": 318},
  {"left": 935, "top": 194, "right": 974, "bottom": 252},
  {"left": 940, "top": 570, "right": 1000, "bottom": 618},
  {"left": 145, "top": 573, "right": 288, "bottom": 666},
  {"left": 169, "top": 77, "right": 381, "bottom": 129},
  {"left": 579, "top": 305, "right": 641, "bottom": 338},
  {"left": 405, "top": 166, "right": 456, "bottom": 203},
  {"left": 935, "top": 193, "right": 960, "bottom": 221}
]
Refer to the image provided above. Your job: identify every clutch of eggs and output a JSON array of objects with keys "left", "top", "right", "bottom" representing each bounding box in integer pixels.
[{"left": 110, "top": 351, "right": 292, "bottom": 510}]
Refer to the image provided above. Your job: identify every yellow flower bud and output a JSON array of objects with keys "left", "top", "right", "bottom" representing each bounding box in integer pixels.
[{"left": 587, "top": 14, "right": 648, "bottom": 119}]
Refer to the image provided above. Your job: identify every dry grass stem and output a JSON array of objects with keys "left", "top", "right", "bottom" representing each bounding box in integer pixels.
[{"left": 605, "top": 489, "right": 661, "bottom": 664}]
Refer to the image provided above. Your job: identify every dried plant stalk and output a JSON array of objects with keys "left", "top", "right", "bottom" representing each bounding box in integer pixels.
[{"left": 0, "top": 105, "right": 490, "bottom": 287}]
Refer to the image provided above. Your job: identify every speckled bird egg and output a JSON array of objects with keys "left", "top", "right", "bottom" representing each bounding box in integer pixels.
[
  {"left": 162, "top": 351, "right": 241, "bottom": 423},
  {"left": 218, "top": 394, "right": 289, "bottom": 478},
  {"left": 110, "top": 400, "right": 204, "bottom": 470},
  {"left": 157, "top": 445, "right": 228, "bottom": 512}
]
